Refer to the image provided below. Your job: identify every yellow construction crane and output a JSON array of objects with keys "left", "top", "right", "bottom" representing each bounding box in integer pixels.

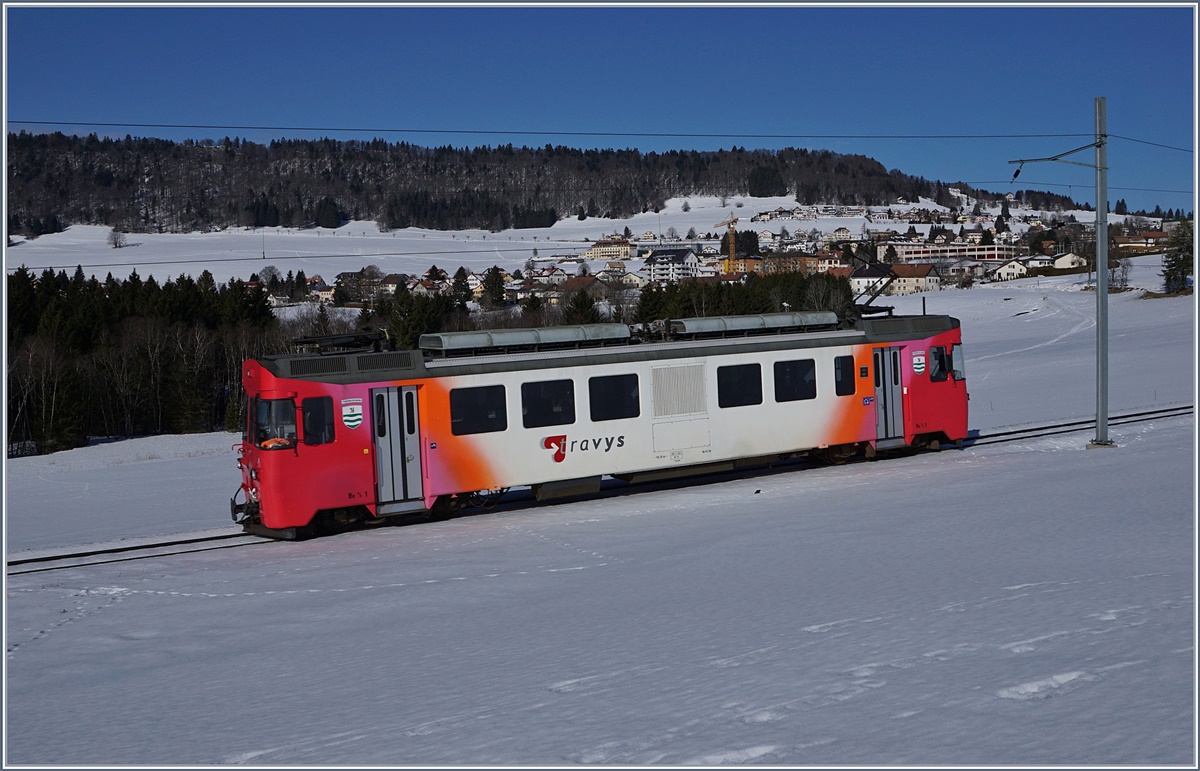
[{"left": 715, "top": 212, "right": 738, "bottom": 273}]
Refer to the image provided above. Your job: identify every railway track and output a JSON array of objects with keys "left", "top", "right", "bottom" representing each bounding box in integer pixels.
[
  {"left": 9, "top": 404, "right": 1190, "bottom": 576},
  {"left": 966, "top": 405, "right": 1192, "bottom": 447},
  {"left": 6, "top": 532, "right": 269, "bottom": 576}
]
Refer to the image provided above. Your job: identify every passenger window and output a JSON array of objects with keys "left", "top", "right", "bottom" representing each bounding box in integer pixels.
[
  {"left": 834, "top": 355, "right": 856, "bottom": 396},
  {"left": 774, "top": 359, "right": 817, "bottom": 402},
  {"left": 929, "top": 346, "right": 949, "bottom": 382},
  {"left": 302, "top": 397, "right": 335, "bottom": 445},
  {"left": 589, "top": 373, "right": 639, "bottom": 422},
  {"left": 951, "top": 343, "right": 966, "bottom": 381},
  {"left": 522, "top": 379, "right": 575, "bottom": 429},
  {"left": 717, "top": 363, "right": 762, "bottom": 408},
  {"left": 450, "top": 385, "right": 507, "bottom": 435}
]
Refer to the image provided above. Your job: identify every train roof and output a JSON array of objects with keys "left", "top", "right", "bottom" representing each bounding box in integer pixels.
[{"left": 254, "top": 313, "right": 959, "bottom": 385}]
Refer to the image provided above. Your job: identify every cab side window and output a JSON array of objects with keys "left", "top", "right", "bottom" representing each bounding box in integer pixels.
[
  {"left": 929, "top": 346, "right": 949, "bottom": 382},
  {"left": 302, "top": 397, "right": 335, "bottom": 445}
]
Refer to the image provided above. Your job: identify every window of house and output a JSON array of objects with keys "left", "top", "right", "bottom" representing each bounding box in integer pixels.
[
  {"left": 589, "top": 373, "right": 640, "bottom": 422},
  {"left": 522, "top": 379, "right": 575, "bottom": 429},
  {"left": 302, "top": 396, "right": 335, "bottom": 445},
  {"left": 774, "top": 359, "right": 817, "bottom": 402},
  {"left": 717, "top": 363, "right": 762, "bottom": 408},
  {"left": 450, "top": 385, "right": 507, "bottom": 435},
  {"left": 834, "top": 355, "right": 857, "bottom": 396}
]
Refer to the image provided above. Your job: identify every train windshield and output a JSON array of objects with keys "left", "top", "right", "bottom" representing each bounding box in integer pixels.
[
  {"left": 951, "top": 343, "right": 966, "bottom": 381},
  {"left": 253, "top": 398, "right": 297, "bottom": 450}
]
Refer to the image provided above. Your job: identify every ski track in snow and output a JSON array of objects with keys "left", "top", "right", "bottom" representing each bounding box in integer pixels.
[
  {"left": 970, "top": 289, "right": 1096, "bottom": 362},
  {"left": 203, "top": 569, "right": 1189, "bottom": 765},
  {"left": 13, "top": 561, "right": 1189, "bottom": 765}
]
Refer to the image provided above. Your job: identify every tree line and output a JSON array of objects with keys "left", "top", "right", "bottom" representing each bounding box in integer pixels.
[
  {"left": 6, "top": 265, "right": 279, "bottom": 455},
  {"left": 7, "top": 131, "right": 1082, "bottom": 239},
  {"left": 7, "top": 258, "right": 854, "bottom": 456}
]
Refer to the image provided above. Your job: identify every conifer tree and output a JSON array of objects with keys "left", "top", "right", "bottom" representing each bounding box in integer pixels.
[
  {"left": 563, "top": 289, "right": 603, "bottom": 325},
  {"left": 313, "top": 303, "right": 332, "bottom": 337},
  {"left": 450, "top": 266, "right": 472, "bottom": 310},
  {"left": 521, "top": 294, "right": 545, "bottom": 326},
  {"left": 1161, "top": 218, "right": 1193, "bottom": 294},
  {"left": 482, "top": 266, "right": 506, "bottom": 306}
]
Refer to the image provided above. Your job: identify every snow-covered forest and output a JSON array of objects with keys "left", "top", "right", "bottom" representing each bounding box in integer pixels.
[{"left": 7, "top": 132, "right": 1090, "bottom": 237}]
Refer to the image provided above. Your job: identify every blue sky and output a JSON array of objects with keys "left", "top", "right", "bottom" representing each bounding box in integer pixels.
[{"left": 5, "top": 3, "right": 1195, "bottom": 214}]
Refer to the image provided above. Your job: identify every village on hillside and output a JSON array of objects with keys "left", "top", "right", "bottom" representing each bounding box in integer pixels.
[{"left": 275, "top": 195, "right": 1179, "bottom": 312}]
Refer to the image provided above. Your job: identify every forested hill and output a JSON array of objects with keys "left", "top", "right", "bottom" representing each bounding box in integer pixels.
[{"left": 7, "top": 131, "right": 1079, "bottom": 237}]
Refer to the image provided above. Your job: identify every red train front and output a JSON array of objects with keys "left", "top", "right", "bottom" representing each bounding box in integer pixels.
[{"left": 231, "top": 360, "right": 386, "bottom": 537}]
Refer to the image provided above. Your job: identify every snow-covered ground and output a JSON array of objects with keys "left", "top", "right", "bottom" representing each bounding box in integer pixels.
[{"left": 4, "top": 255, "right": 1195, "bottom": 765}]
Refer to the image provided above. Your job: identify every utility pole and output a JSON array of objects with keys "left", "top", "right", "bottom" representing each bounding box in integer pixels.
[
  {"left": 1010, "top": 96, "right": 1114, "bottom": 448},
  {"left": 1090, "top": 97, "right": 1113, "bottom": 448}
]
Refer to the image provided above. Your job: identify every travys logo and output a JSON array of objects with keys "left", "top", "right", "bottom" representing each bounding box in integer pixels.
[{"left": 542, "top": 433, "right": 626, "bottom": 463}]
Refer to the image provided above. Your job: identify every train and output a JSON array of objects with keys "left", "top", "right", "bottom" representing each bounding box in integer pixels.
[{"left": 231, "top": 310, "right": 968, "bottom": 539}]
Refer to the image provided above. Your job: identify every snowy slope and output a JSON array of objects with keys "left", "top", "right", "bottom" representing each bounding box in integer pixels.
[
  {"left": 4, "top": 254, "right": 1195, "bottom": 765},
  {"left": 4, "top": 194, "right": 1150, "bottom": 284}
]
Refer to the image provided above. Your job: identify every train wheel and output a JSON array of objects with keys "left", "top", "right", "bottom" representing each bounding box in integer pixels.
[
  {"left": 427, "top": 495, "right": 465, "bottom": 522},
  {"left": 815, "top": 444, "right": 857, "bottom": 465}
]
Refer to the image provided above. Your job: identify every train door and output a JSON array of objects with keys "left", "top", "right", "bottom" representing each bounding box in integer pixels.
[
  {"left": 371, "top": 385, "right": 425, "bottom": 514},
  {"left": 873, "top": 346, "right": 905, "bottom": 444}
]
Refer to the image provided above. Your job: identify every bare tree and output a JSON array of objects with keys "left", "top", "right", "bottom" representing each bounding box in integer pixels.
[
  {"left": 107, "top": 227, "right": 127, "bottom": 249},
  {"left": 1109, "top": 257, "right": 1131, "bottom": 290},
  {"left": 258, "top": 265, "right": 282, "bottom": 286}
]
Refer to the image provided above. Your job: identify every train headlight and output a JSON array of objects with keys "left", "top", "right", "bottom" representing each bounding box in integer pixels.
[{"left": 250, "top": 468, "right": 259, "bottom": 481}]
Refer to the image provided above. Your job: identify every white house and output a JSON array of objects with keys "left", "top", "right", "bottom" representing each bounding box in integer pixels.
[
  {"left": 990, "top": 259, "right": 1029, "bottom": 281},
  {"left": 380, "top": 274, "right": 407, "bottom": 296},
  {"left": 1053, "top": 252, "right": 1087, "bottom": 269},
  {"left": 643, "top": 248, "right": 700, "bottom": 284},
  {"left": 528, "top": 266, "right": 570, "bottom": 285}
]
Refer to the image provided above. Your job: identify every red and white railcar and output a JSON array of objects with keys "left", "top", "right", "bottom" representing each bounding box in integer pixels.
[{"left": 232, "top": 311, "right": 968, "bottom": 538}]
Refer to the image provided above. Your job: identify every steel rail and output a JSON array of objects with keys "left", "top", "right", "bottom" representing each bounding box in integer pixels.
[
  {"left": 967, "top": 405, "right": 1192, "bottom": 447},
  {"left": 7, "top": 533, "right": 267, "bottom": 576},
  {"left": 8, "top": 404, "right": 1191, "bottom": 575}
]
